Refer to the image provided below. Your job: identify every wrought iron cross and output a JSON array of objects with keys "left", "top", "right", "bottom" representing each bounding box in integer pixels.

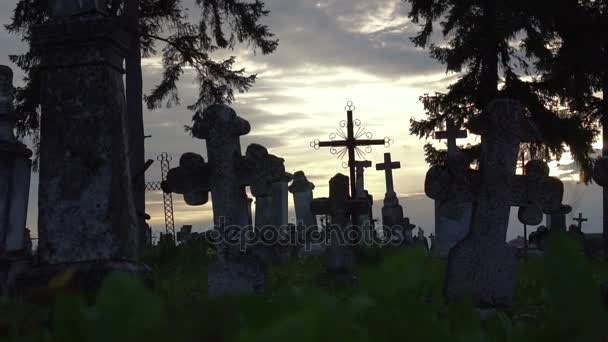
[
  {"left": 573, "top": 212, "right": 588, "bottom": 231},
  {"left": 311, "top": 101, "right": 392, "bottom": 197},
  {"left": 434, "top": 118, "right": 467, "bottom": 159}
]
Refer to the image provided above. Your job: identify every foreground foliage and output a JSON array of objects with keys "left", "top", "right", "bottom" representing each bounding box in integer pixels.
[{"left": 1, "top": 234, "right": 607, "bottom": 341}]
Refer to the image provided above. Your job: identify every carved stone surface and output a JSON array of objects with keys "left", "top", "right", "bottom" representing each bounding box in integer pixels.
[
  {"left": 192, "top": 104, "right": 250, "bottom": 260},
  {"left": 239, "top": 144, "right": 285, "bottom": 198},
  {"left": 430, "top": 99, "right": 563, "bottom": 307},
  {"left": 163, "top": 152, "right": 211, "bottom": 206},
  {"left": 34, "top": 9, "right": 137, "bottom": 265}
]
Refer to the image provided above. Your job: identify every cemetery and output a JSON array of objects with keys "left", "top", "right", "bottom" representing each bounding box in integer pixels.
[{"left": 0, "top": 0, "right": 607, "bottom": 341}]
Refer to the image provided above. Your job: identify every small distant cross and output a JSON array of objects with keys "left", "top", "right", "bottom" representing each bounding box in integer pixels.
[
  {"left": 376, "top": 152, "right": 401, "bottom": 197},
  {"left": 434, "top": 118, "right": 467, "bottom": 159},
  {"left": 573, "top": 212, "right": 588, "bottom": 231}
]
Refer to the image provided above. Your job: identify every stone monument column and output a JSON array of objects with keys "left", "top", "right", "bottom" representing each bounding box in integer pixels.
[
  {"left": 21, "top": 0, "right": 145, "bottom": 291},
  {"left": 288, "top": 171, "right": 316, "bottom": 227},
  {"left": 0, "top": 66, "right": 33, "bottom": 294}
]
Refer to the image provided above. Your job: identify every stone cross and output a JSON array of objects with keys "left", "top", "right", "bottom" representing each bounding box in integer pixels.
[
  {"left": 376, "top": 153, "right": 412, "bottom": 244},
  {"left": 255, "top": 172, "right": 293, "bottom": 229},
  {"left": 19, "top": 1, "right": 147, "bottom": 292},
  {"left": 573, "top": 212, "right": 588, "bottom": 231},
  {"left": 433, "top": 119, "right": 472, "bottom": 256},
  {"left": 288, "top": 171, "right": 316, "bottom": 227},
  {"left": 435, "top": 118, "right": 468, "bottom": 159},
  {"left": 0, "top": 66, "right": 33, "bottom": 259},
  {"left": 311, "top": 174, "right": 368, "bottom": 274},
  {"left": 425, "top": 99, "right": 563, "bottom": 307},
  {"left": 376, "top": 153, "right": 400, "bottom": 200},
  {"left": 162, "top": 109, "right": 287, "bottom": 296}
]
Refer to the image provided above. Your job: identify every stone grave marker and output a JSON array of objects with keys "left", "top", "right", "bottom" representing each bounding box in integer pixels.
[
  {"left": 19, "top": 1, "right": 149, "bottom": 293},
  {"left": 376, "top": 153, "right": 414, "bottom": 245},
  {"left": 311, "top": 174, "right": 368, "bottom": 276},
  {"left": 425, "top": 99, "right": 563, "bottom": 307},
  {"left": 433, "top": 119, "right": 473, "bottom": 257}
]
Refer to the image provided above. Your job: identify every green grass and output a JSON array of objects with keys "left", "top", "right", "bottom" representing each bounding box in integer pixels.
[{"left": 1, "top": 233, "right": 606, "bottom": 342}]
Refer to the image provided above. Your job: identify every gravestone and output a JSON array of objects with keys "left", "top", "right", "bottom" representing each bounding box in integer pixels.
[
  {"left": 288, "top": 171, "right": 316, "bottom": 227},
  {"left": 353, "top": 161, "right": 374, "bottom": 241},
  {"left": 546, "top": 204, "right": 572, "bottom": 232},
  {"left": 163, "top": 106, "right": 286, "bottom": 296},
  {"left": 19, "top": 1, "right": 148, "bottom": 293},
  {"left": 425, "top": 99, "right": 563, "bottom": 307},
  {"left": 433, "top": 119, "right": 473, "bottom": 257},
  {"left": 289, "top": 171, "right": 320, "bottom": 255},
  {"left": 311, "top": 174, "right": 367, "bottom": 276},
  {"left": 0, "top": 66, "right": 33, "bottom": 294},
  {"left": 376, "top": 153, "right": 413, "bottom": 245}
]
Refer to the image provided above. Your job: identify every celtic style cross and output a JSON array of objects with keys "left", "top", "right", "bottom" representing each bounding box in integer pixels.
[
  {"left": 311, "top": 101, "right": 392, "bottom": 197},
  {"left": 573, "top": 212, "right": 588, "bottom": 231}
]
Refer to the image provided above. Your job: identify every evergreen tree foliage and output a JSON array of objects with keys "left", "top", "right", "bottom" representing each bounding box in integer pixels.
[
  {"left": 404, "top": 0, "right": 597, "bottom": 178},
  {"left": 5, "top": 0, "right": 278, "bottom": 138}
]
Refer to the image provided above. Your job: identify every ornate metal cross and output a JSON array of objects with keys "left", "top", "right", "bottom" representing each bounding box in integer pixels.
[
  {"left": 573, "top": 212, "right": 588, "bottom": 231},
  {"left": 311, "top": 101, "right": 392, "bottom": 197},
  {"left": 434, "top": 118, "right": 467, "bottom": 159}
]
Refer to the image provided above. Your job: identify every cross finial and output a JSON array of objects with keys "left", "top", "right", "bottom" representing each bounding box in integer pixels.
[
  {"left": 376, "top": 153, "right": 400, "bottom": 198},
  {"left": 435, "top": 118, "right": 467, "bottom": 158},
  {"left": 572, "top": 212, "right": 588, "bottom": 231}
]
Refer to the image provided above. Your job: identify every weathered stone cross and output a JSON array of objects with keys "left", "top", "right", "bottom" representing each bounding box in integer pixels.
[
  {"left": 425, "top": 99, "right": 564, "bottom": 307},
  {"left": 434, "top": 118, "right": 468, "bottom": 159},
  {"left": 573, "top": 213, "right": 588, "bottom": 231},
  {"left": 376, "top": 153, "right": 400, "bottom": 200}
]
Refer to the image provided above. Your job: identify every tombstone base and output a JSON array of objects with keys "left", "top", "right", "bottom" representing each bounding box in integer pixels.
[
  {"left": 445, "top": 238, "right": 517, "bottom": 308},
  {"left": 14, "top": 260, "right": 152, "bottom": 298},
  {"left": 0, "top": 257, "right": 32, "bottom": 296},
  {"left": 207, "top": 259, "right": 267, "bottom": 297}
]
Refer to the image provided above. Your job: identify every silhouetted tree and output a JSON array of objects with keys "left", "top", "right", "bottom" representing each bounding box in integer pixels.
[
  {"left": 404, "top": 0, "right": 597, "bottom": 175},
  {"left": 525, "top": 0, "right": 608, "bottom": 254},
  {"left": 6, "top": 0, "right": 278, "bottom": 239}
]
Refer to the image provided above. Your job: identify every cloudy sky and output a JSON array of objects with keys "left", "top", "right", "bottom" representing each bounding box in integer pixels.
[{"left": 1, "top": 0, "right": 605, "bottom": 242}]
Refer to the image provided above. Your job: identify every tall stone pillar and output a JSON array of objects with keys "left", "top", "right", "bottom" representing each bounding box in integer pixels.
[
  {"left": 20, "top": 0, "right": 145, "bottom": 291},
  {"left": 0, "top": 66, "right": 33, "bottom": 294},
  {"left": 288, "top": 171, "right": 316, "bottom": 228}
]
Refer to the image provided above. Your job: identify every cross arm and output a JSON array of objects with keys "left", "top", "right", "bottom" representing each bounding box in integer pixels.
[
  {"left": 435, "top": 131, "right": 467, "bottom": 140},
  {"left": 318, "top": 140, "right": 349, "bottom": 148},
  {"left": 509, "top": 175, "right": 563, "bottom": 212},
  {"left": 353, "top": 139, "right": 386, "bottom": 146}
]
